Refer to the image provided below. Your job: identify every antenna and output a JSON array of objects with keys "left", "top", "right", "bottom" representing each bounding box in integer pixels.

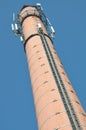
[
  {"left": 36, "top": 3, "right": 41, "bottom": 8},
  {"left": 11, "top": 12, "right": 25, "bottom": 42},
  {"left": 46, "top": 18, "right": 51, "bottom": 26},
  {"left": 51, "top": 26, "right": 55, "bottom": 34},
  {"left": 15, "top": 23, "right": 18, "bottom": 30},
  {"left": 13, "top": 12, "right": 15, "bottom": 22},
  {"left": 36, "top": 3, "right": 43, "bottom": 11},
  {"left": 36, "top": 3, "right": 55, "bottom": 40},
  {"left": 50, "top": 26, "right": 55, "bottom": 39},
  {"left": 11, "top": 24, "right": 15, "bottom": 31},
  {"left": 37, "top": 23, "right": 42, "bottom": 29},
  {"left": 20, "top": 36, "right": 24, "bottom": 42}
]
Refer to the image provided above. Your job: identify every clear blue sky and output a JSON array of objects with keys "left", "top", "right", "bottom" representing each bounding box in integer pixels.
[{"left": 0, "top": 0, "right": 86, "bottom": 130}]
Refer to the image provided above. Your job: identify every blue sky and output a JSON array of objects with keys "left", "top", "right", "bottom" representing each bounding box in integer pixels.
[{"left": 0, "top": 0, "right": 86, "bottom": 130}]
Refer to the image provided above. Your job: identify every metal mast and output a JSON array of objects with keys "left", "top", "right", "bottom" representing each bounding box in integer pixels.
[{"left": 11, "top": 3, "right": 86, "bottom": 130}]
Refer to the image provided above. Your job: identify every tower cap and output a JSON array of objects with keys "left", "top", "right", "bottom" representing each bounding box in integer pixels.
[{"left": 20, "top": 5, "right": 36, "bottom": 13}]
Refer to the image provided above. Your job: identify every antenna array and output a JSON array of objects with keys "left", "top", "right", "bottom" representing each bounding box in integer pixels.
[{"left": 11, "top": 3, "right": 55, "bottom": 43}]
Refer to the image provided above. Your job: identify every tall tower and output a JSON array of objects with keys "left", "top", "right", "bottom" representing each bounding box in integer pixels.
[{"left": 11, "top": 3, "right": 86, "bottom": 130}]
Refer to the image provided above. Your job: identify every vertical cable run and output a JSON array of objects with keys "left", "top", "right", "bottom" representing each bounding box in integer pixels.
[{"left": 38, "top": 28, "right": 82, "bottom": 130}]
